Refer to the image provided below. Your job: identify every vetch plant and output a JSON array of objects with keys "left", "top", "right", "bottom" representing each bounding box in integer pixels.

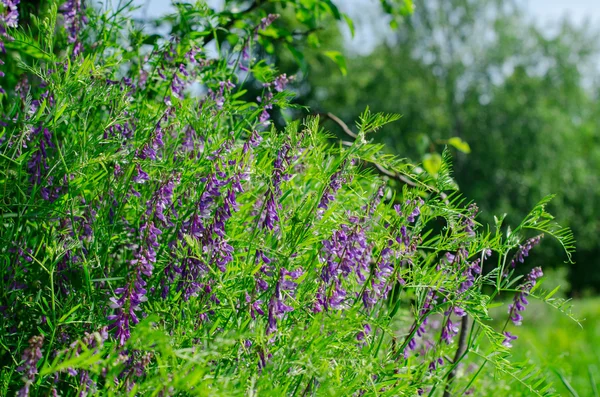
[{"left": 0, "top": 1, "right": 577, "bottom": 396}]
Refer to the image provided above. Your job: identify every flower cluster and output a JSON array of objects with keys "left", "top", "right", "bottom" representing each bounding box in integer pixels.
[
  {"left": 317, "top": 164, "right": 347, "bottom": 217},
  {"left": 260, "top": 139, "right": 295, "bottom": 230},
  {"left": 16, "top": 335, "right": 44, "bottom": 397},
  {"left": 510, "top": 235, "right": 543, "bottom": 268},
  {"left": 1, "top": 2, "right": 573, "bottom": 395},
  {"left": 56, "top": 327, "right": 109, "bottom": 396},
  {"left": 508, "top": 266, "right": 543, "bottom": 326},
  {"left": 0, "top": 0, "right": 19, "bottom": 61},
  {"left": 109, "top": 221, "right": 162, "bottom": 345},
  {"left": 60, "top": 0, "right": 88, "bottom": 55},
  {"left": 266, "top": 267, "right": 303, "bottom": 335},
  {"left": 317, "top": 218, "right": 372, "bottom": 311}
]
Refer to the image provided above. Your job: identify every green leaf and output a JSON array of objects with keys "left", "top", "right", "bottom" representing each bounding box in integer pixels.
[
  {"left": 142, "top": 34, "right": 162, "bottom": 45},
  {"left": 321, "top": 0, "right": 342, "bottom": 20},
  {"left": 286, "top": 43, "right": 307, "bottom": 72},
  {"left": 226, "top": 33, "right": 239, "bottom": 46},
  {"left": 448, "top": 137, "right": 471, "bottom": 153},
  {"left": 323, "top": 50, "right": 347, "bottom": 76},
  {"left": 343, "top": 14, "right": 355, "bottom": 38},
  {"left": 423, "top": 153, "right": 443, "bottom": 176}
]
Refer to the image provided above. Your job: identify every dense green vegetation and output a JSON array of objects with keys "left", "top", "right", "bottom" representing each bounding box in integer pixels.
[{"left": 0, "top": 0, "right": 595, "bottom": 396}]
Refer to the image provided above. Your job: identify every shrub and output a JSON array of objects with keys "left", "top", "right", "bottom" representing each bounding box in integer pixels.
[{"left": 0, "top": 1, "right": 575, "bottom": 395}]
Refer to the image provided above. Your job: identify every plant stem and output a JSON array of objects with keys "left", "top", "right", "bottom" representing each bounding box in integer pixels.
[{"left": 443, "top": 315, "right": 469, "bottom": 397}]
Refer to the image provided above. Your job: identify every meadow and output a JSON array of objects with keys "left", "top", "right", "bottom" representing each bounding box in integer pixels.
[{"left": 498, "top": 297, "right": 600, "bottom": 396}]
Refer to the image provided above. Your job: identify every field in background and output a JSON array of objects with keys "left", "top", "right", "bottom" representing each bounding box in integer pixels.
[{"left": 498, "top": 297, "right": 600, "bottom": 396}]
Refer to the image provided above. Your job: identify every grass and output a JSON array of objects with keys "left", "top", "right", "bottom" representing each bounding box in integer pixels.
[{"left": 498, "top": 297, "right": 600, "bottom": 396}]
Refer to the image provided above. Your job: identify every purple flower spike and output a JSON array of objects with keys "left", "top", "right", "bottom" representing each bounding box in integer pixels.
[
  {"left": 60, "top": 0, "right": 88, "bottom": 55},
  {"left": 317, "top": 165, "right": 345, "bottom": 217},
  {"left": 508, "top": 266, "right": 543, "bottom": 326},
  {"left": 273, "top": 73, "right": 291, "bottom": 92},
  {"left": 441, "top": 317, "right": 459, "bottom": 344},
  {"left": 510, "top": 235, "right": 544, "bottom": 268},
  {"left": 1, "top": 0, "right": 19, "bottom": 29},
  {"left": 16, "top": 335, "right": 44, "bottom": 397},
  {"left": 502, "top": 331, "right": 518, "bottom": 348},
  {"left": 133, "top": 164, "right": 149, "bottom": 183}
]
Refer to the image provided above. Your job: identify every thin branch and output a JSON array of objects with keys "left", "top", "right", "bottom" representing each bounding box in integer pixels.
[
  {"left": 318, "top": 112, "right": 419, "bottom": 187},
  {"left": 321, "top": 112, "right": 358, "bottom": 139}
]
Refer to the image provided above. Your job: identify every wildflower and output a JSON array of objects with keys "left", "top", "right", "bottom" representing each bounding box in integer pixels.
[
  {"left": 273, "top": 73, "right": 291, "bottom": 92},
  {"left": 260, "top": 140, "right": 294, "bottom": 230},
  {"left": 108, "top": 221, "right": 161, "bottom": 345},
  {"left": 60, "top": 0, "right": 88, "bottom": 56},
  {"left": 317, "top": 165, "right": 345, "bottom": 217},
  {"left": 510, "top": 235, "right": 544, "bottom": 268},
  {"left": 27, "top": 127, "right": 54, "bottom": 187},
  {"left": 266, "top": 267, "right": 302, "bottom": 335},
  {"left": 502, "top": 331, "right": 518, "bottom": 348},
  {"left": 146, "top": 178, "right": 176, "bottom": 226},
  {"left": 0, "top": 0, "right": 19, "bottom": 63},
  {"left": 459, "top": 203, "right": 478, "bottom": 236},
  {"left": 1, "top": 0, "right": 19, "bottom": 29},
  {"left": 132, "top": 164, "right": 149, "bottom": 183},
  {"left": 428, "top": 357, "right": 444, "bottom": 372},
  {"left": 59, "top": 327, "right": 109, "bottom": 395},
  {"left": 441, "top": 317, "right": 459, "bottom": 344},
  {"left": 255, "top": 14, "right": 279, "bottom": 39},
  {"left": 508, "top": 267, "right": 543, "bottom": 326},
  {"left": 171, "top": 72, "right": 185, "bottom": 99},
  {"left": 356, "top": 324, "right": 372, "bottom": 341},
  {"left": 17, "top": 335, "right": 44, "bottom": 397}
]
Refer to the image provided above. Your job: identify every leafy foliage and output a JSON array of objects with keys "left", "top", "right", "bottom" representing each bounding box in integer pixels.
[{"left": 0, "top": 1, "right": 575, "bottom": 396}]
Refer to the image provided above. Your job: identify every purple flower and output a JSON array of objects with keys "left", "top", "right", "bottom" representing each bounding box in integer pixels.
[
  {"left": 259, "top": 140, "right": 294, "bottom": 230},
  {"left": 205, "top": 80, "right": 235, "bottom": 110},
  {"left": 461, "top": 204, "right": 479, "bottom": 236},
  {"left": 441, "top": 317, "right": 459, "bottom": 344},
  {"left": 108, "top": 221, "right": 161, "bottom": 345},
  {"left": 58, "top": 327, "right": 108, "bottom": 395},
  {"left": 16, "top": 335, "right": 44, "bottom": 397},
  {"left": 26, "top": 127, "right": 54, "bottom": 186},
  {"left": 361, "top": 245, "right": 394, "bottom": 310},
  {"left": 428, "top": 357, "right": 444, "bottom": 372},
  {"left": 171, "top": 72, "right": 185, "bottom": 99},
  {"left": 508, "top": 267, "right": 543, "bottom": 326},
  {"left": 146, "top": 178, "right": 176, "bottom": 225},
  {"left": 510, "top": 235, "right": 544, "bottom": 268},
  {"left": 356, "top": 324, "right": 372, "bottom": 341},
  {"left": 502, "top": 331, "right": 518, "bottom": 348},
  {"left": 132, "top": 164, "right": 149, "bottom": 183},
  {"left": 1, "top": 0, "right": 19, "bottom": 27},
  {"left": 60, "top": 0, "right": 87, "bottom": 55},
  {"left": 255, "top": 13, "right": 279, "bottom": 38},
  {"left": 272, "top": 73, "right": 291, "bottom": 92},
  {"left": 266, "top": 267, "right": 303, "bottom": 335},
  {"left": 317, "top": 165, "right": 345, "bottom": 217}
]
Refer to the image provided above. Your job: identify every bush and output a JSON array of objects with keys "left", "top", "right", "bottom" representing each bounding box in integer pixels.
[{"left": 0, "top": 1, "right": 575, "bottom": 395}]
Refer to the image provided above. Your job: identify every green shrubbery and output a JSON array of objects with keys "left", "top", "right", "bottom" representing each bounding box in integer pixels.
[{"left": 0, "top": 1, "right": 575, "bottom": 395}]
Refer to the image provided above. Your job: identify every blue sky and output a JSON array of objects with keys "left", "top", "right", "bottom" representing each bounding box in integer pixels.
[{"left": 528, "top": 0, "right": 600, "bottom": 24}]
